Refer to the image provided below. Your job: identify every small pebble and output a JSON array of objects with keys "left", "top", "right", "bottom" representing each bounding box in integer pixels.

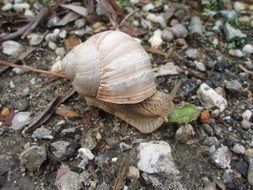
[
  {"left": 127, "top": 166, "right": 140, "bottom": 180},
  {"left": 234, "top": 2, "right": 245, "bottom": 11},
  {"left": 148, "top": 29, "right": 163, "bottom": 48},
  {"left": 2, "top": 41, "right": 23, "bottom": 57},
  {"left": 232, "top": 143, "right": 246, "bottom": 155},
  {"left": 19, "top": 145, "right": 47, "bottom": 172},
  {"left": 242, "top": 110, "right": 252, "bottom": 121},
  {"left": 224, "top": 23, "right": 246, "bottom": 41},
  {"left": 32, "top": 127, "right": 53, "bottom": 140},
  {"left": 220, "top": 10, "right": 237, "bottom": 21},
  {"left": 197, "top": 83, "right": 228, "bottom": 112},
  {"left": 175, "top": 124, "right": 195, "bottom": 143},
  {"left": 13, "top": 3, "right": 30, "bottom": 12},
  {"left": 48, "top": 41, "right": 57, "bottom": 51},
  {"left": 242, "top": 44, "right": 253, "bottom": 57},
  {"left": 111, "top": 157, "right": 117, "bottom": 162},
  {"left": 189, "top": 16, "right": 204, "bottom": 36},
  {"left": 74, "top": 18, "right": 86, "bottom": 29},
  {"left": 50, "top": 141, "right": 70, "bottom": 159},
  {"left": 211, "top": 146, "right": 232, "bottom": 169},
  {"left": 59, "top": 30, "right": 67, "bottom": 39},
  {"left": 27, "top": 33, "right": 43, "bottom": 46},
  {"left": 186, "top": 49, "right": 198, "bottom": 59},
  {"left": 24, "top": 9, "right": 34, "bottom": 16},
  {"left": 11, "top": 112, "right": 30, "bottom": 130},
  {"left": 194, "top": 61, "right": 206, "bottom": 71},
  {"left": 161, "top": 29, "right": 174, "bottom": 42},
  {"left": 146, "top": 13, "right": 166, "bottom": 28},
  {"left": 55, "top": 47, "right": 65, "bottom": 57},
  {"left": 171, "top": 23, "right": 188, "bottom": 38},
  {"left": 142, "top": 3, "right": 154, "bottom": 12},
  {"left": 78, "top": 148, "right": 94, "bottom": 160},
  {"left": 241, "top": 119, "right": 252, "bottom": 129},
  {"left": 228, "top": 49, "right": 243, "bottom": 57},
  {"left": 1, "top": 3, "right": 13, "bottom": 11}
]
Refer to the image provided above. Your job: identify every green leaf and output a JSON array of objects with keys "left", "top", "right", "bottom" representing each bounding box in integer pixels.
[{"left": 168, "top": 104, "right": 201, "bottom": 124}]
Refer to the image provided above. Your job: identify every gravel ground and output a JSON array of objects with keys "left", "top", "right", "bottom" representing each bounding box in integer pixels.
[{"left": 0, "top": 0, "right": 253, "bottom": 189}]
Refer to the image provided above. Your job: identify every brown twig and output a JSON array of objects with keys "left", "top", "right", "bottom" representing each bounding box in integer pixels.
[
  {"left": 145, "top": 47, "right": 169, "bottom": 58},
  {"left": 0, "top": 60, "right": 66, "bottom": 78},
  {"left": 113, "top": 154, "right": 129, "bottom": 190},
  {"left": 119, "top": 10, "right": 136, "bottom": 27}
]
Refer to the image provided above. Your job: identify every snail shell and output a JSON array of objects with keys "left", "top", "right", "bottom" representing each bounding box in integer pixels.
[{"left": 61, "top": 30, "right": 156, "bottom": 104}]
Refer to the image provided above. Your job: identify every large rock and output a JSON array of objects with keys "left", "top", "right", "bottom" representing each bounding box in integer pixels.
[
  {"left": 211, "top": 146, "right": 231, "bottom": 169},
  {"left": 19, "top": 145, "right": 47, "bottom": 172},
  {"left": 137, "top": 141, "right": 179, "bottom": 175},
  {"left": 2, "top": 41, "right": 23, "bottom": 57}
]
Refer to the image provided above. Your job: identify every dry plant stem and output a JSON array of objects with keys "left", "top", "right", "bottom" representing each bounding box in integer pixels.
[
  {"left": 0, "top": 60, "right": 66, "bottom": 78},
  {"left": 239, "top": 65, "right": 253, "bottom": 75}
]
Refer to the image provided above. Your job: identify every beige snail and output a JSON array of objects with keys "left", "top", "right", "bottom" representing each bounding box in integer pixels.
[{"left": 53, "top": 30, "right": 181, "bottom": 133}]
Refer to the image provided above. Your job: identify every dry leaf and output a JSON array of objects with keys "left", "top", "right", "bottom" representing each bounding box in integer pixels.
[
  {"left": 56, "top": 12, "right": 79, "bottom": 26},
  {"left": 56, "top": 105, "right": 79, "bottom": 119},
  {"left": 154, "top": 62, "right": 182, "bottom": 77},
  {"left": 200, "top": 109, "right": 211, "bottom": 124},
  {"left": 60, "top": 4, "right": 87, "bottom": 17},
  {"left": 64, "top": 36, "right": 81, "bottom": 51}
]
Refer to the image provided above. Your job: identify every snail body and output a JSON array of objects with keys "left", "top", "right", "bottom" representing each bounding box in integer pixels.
[{"left": 55, "top": 30, "right": 179, "bottom": 133}]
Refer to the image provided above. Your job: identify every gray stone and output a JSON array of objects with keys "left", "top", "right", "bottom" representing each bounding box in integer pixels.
[
  {"left": 2, "top": 41, "right": 23, "bottom": 57},
  {"left": 19, "top": 145, "right": 47, "bottom": 172},
  {"left": 48, "top": 41, "right": 57, "bottom": 50},
  {"left": 32, "top": 127, "right": 53, "bottom": 140},
  {"left": 11, "top": 112, "right": 31, "bottom": 130},
  {"left": 241, "top": 119, "right": 252, "bottom": 129},
  {"left": 189, "top": 16, "right": 204, "bottom": 36},
  {"left": 234, "top": 1, "right": 245, "bottom": 11},
  {"left": 162, "top": 29, "right": 174, "bottom": 42},
  {"left": 220, "top": 10, "right": 237, "bottom": 21},
  {"left": 175, "top": 124, "right": 195, "bottom": 143},
  {"left": 194, "top": 61, "right": 206, "bottom": 71},
  {"left": 203, "top": 137, "right": 219, "bottom": 147},
  {"left": 50, "top": 141, "right": 70, "bottom": 159},
  {"left": 212, "top": 20, "right": 223, "bottom": 33},
  {"left": 242, "top": 110, "right": 252, "bottom": 121},
  {"left": 228, "top": 49, "right": 243, "bottom": 57},
  {"left": 232, "top": 143, "right": 246, "bottom": 155},
  {"left": 96, "top": 183, "right": 110, "bottom": 190},
  {"left": 119, "top": 142, "right": 132, "bottom": 152},
  {"left": 224, "top": 80, "right": 242, "bottom": 92},
  {"left": 186, "top": 49, "right": 198, "bottom": 59},
  {"left": 171, "top": 24, "right": 188, "bottom": 38},
  {"left": 224, "top": 23, "right": 247, "bottom": 41},
  {"left": 13, "top": 99, "right": 29, "bottom": 111},
  {"left": 80, "top": 133, "right": 97, "bottom": 150},
  {"left": 211, "top": 146, "right": 232, "bottom": 169},
  {"left": 137, "top": 141, "right": 179, "bottom": 175}
]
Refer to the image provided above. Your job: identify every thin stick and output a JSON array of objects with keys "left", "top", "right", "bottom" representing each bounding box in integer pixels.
[
  {"left": 119, "top": 10, "right": 136, "bottom": 27},
  {"left": 0, "top": 60, "right": 66, "bottom": 79},
  {"left": 239, "top": 65, "right": 253, "bottom": 75}
]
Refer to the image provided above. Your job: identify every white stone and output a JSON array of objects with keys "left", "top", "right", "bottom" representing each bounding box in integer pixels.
[
  {"left": 137, "top": 141, "right": 179, "bottom": 175},
  {"left": 171, "top": 24, "right": 188, "bottom": 38},
  {"left": 11, "top": 112, "right": 31, "bottom": 130},
  {"left": 27, "top": 33, "right": 43, "bottom": 46},
  {"left": 59, "top": 30, "right": 67, "bottom": 39},
  {"left": 148, "top": 29, "right": 163, "bottom": 48},
  {"left": 241, "top": 119, "right": 252, "bottom": 129},
  {"left": 111, "top": 157, "right": 117, "bottom": 162},
  {"left": 127, "top": 166, "right": 140, "bottom": 180},
  {"left": 130, "top": 0, "right": 139, "bottom": 4},
  {"left": 51, "top": 60, "right": 62, "bottom": 73},
  {"left": 13, "top": 68, "right": 25, "bottom": 74},
  {"left": 55, "top": 169, "right": 82, "bottom": 190},
  {"left": 143, "top": 3, "right": 155, "bottom": 12},
  {"left": 13, "top": 3, "right": 30, "bottom": 12},
  {"left": 78, "top": 148, "right": 94, "bottom": 160},
  {"left": 175, "top": 124, "right": 195, "bottom": 143},
  {"left": 228, "top": 49, "right": 243, "bottom": 57},
  {"left": 234, "top": 2, "right": 245, "bottom": 11},
  {"left": 1, "top": 3, "right": 13, "bottom": 11},
  {"left": 197, "top": 83, "right": 227, "bottom": 112},
  {"left": 194, "top": 61, "right": 206, "bottom": 71},
  {"left": 2, "top": 41, "right": 22, "bottom": 57},
  {"left": 232, "top": 143, "right": 246, "bottom": 155},
  {"left": 55, "top": 47, "right": 65, "bottom": 58},
  {"left": 211, "top": 146, "right": 232, "bottom": 169},
  {"left": 24, "top": 9, "right": 34, "bottom": 16},
  {"left": 242, "top": 110, "right": 252, "bottom": 121},
  {"left": 242, "top": 44, "right": 253, "bottom": 57},
  {"left": 146, "top": 13, "right": 166, "bottom": 28},
  {"left": 48, "top": 41, "right": 57, "bottom": 50}
]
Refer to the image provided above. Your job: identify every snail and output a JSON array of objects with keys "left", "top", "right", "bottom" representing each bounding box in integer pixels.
[{"left": 53, "top": 30, "right": 181, "bottom": 133}]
